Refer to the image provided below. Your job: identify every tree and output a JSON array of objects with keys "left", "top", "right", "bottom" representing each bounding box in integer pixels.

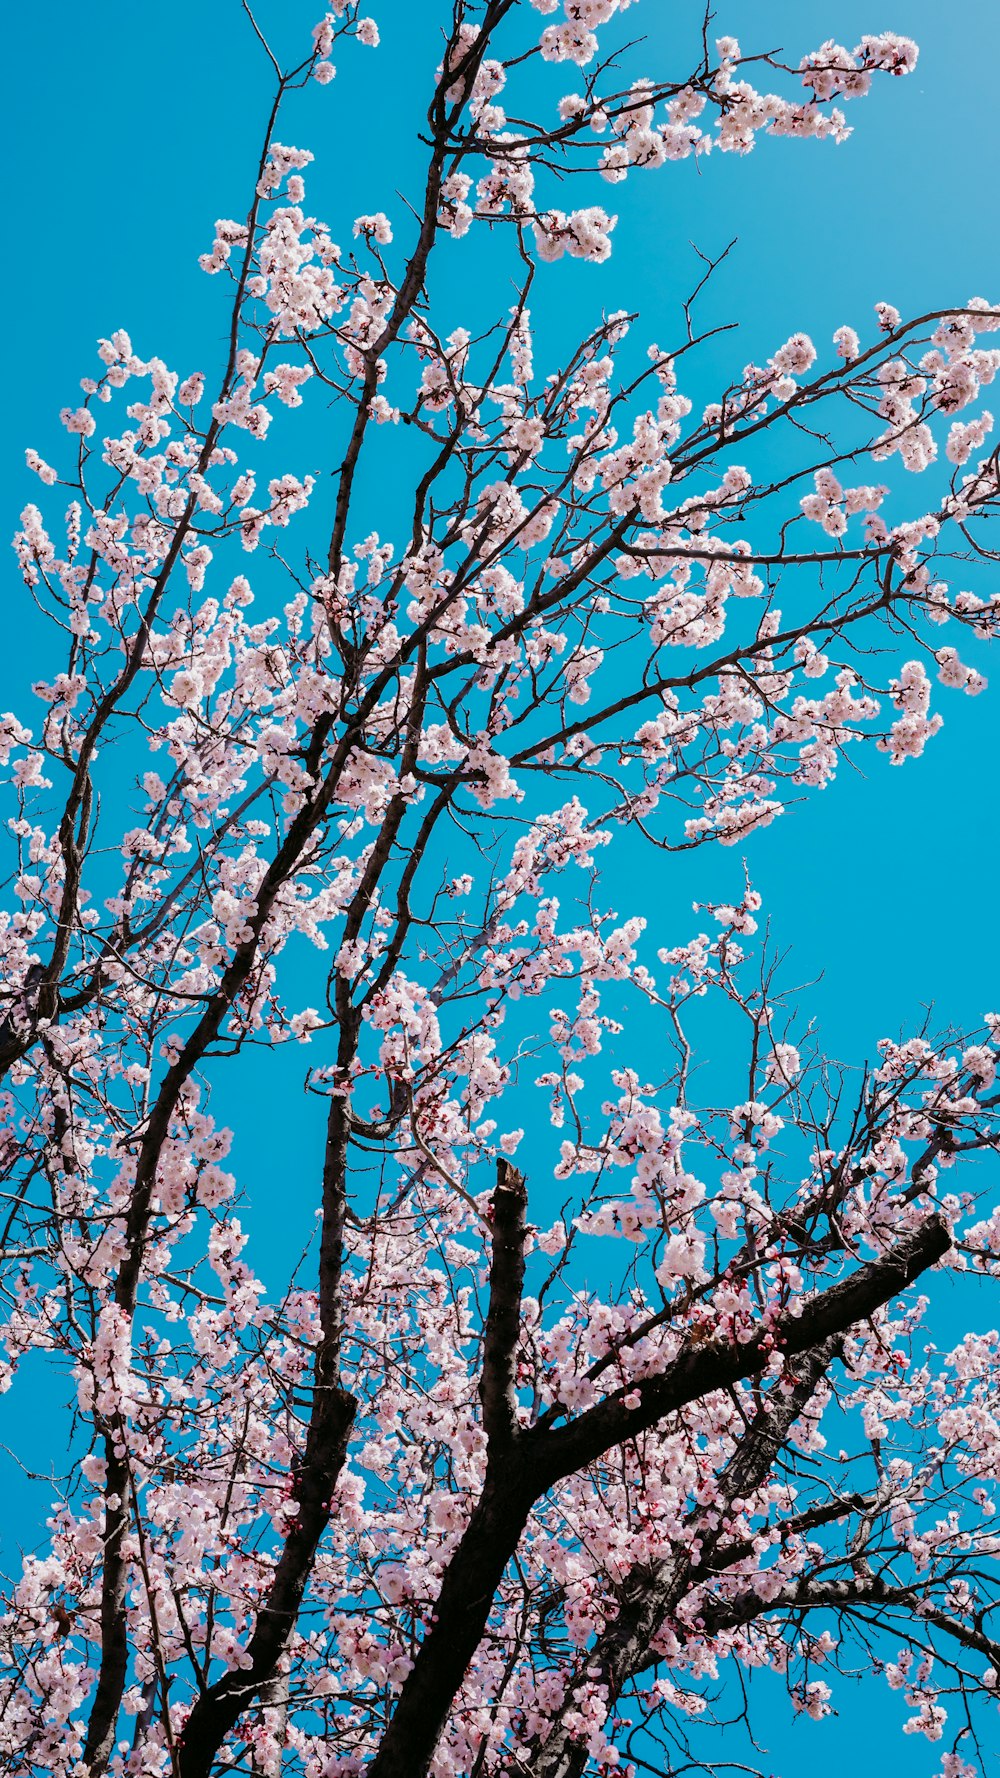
[{"left": 3, "top": 4, "right": 1000, "bottom": 1776}]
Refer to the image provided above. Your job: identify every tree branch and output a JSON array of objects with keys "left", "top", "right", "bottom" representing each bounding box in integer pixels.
[
  {"left": 175, "top": 1095, "right": 357, "bottom": 1778},
  {"left": 366, "top": 1219, "right": 949, "bottom": 1778},
  {"left": 519, "top": 1339, "right": 842, "bottom": 1778},
  {"left": 480, "top": 1159, "right": 529, "bottom": 1450},
  {"left": 528, "top": 1216, "right": 950, "bottom": 1485}
]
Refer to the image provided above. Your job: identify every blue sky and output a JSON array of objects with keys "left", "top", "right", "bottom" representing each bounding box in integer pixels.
[{"left": 4, "top": 3, "right": 1000, "bottom": 1772}]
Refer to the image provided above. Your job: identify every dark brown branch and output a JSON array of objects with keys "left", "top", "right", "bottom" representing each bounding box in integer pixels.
[
  {"left": 520, "top": 1340, "right": 841, "bottom": 1778},
  {"left": 479, "top": 1160, "right": 529, "bottom": 1450},
  {"left": 366, "top": 1219, "right": 949, "bottom": 1778},
  {"left": 698, "top": 1575, "right": 1000, "bottom": 1678},
  {"left": 528, "top": 1215, "right": 950, "bottom": 1485},
  {"left": 175, "top": 1094, "right": 357, "bottom": 1778}
]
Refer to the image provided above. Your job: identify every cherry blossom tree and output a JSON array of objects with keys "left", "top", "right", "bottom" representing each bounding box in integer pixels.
[{"left": 3, "top": 5, "right": 1000, "bottom": 1778}]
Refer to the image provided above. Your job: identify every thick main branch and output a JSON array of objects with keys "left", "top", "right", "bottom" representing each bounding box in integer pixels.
[{"left": 366, "top": 1218, "right": 949, "bottom": 1778}]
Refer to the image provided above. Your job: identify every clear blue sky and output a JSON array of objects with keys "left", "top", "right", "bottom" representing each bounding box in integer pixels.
[{"left": 4, "top": 4, "right": 1000, "bottom": 1773}]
